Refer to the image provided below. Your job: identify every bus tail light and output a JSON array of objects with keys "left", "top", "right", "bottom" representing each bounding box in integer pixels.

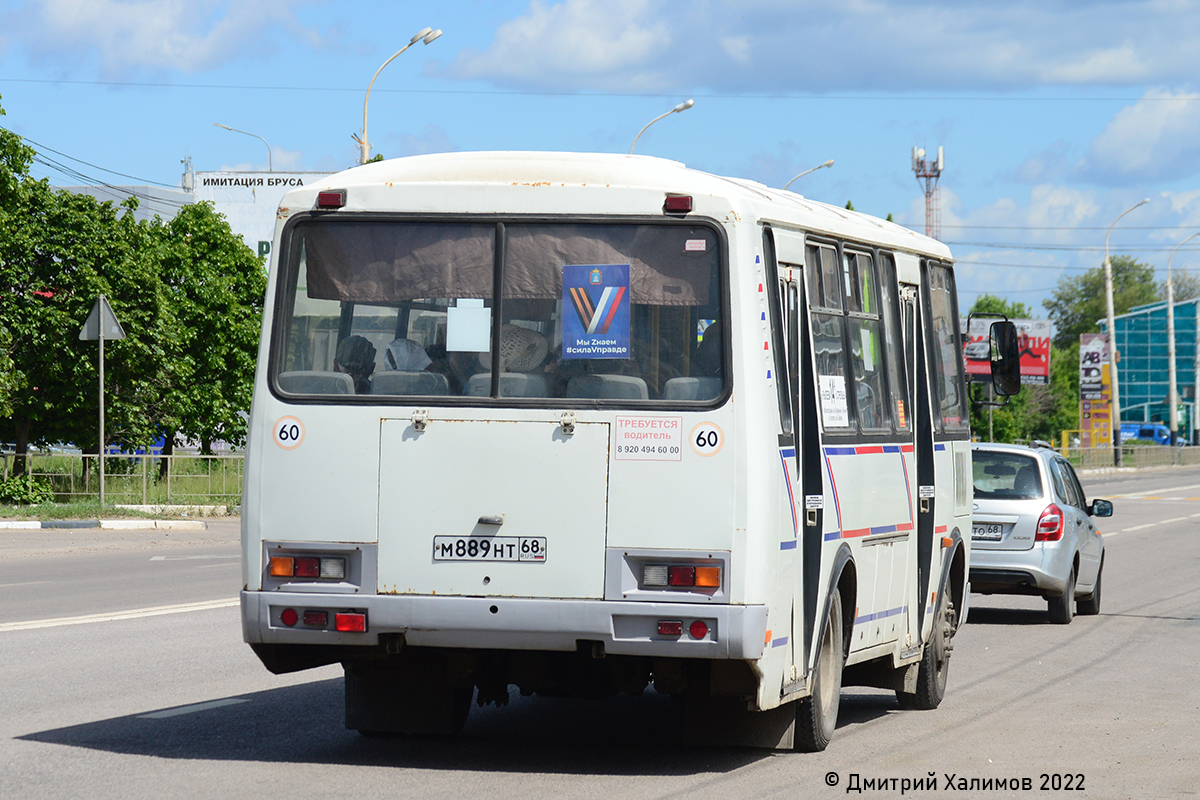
[
  {"left": 303, "top": 610, "right": 328, "bottom": 627},
  {"left": 335, "top": 612, "right": 367, "bottom": 632},
  {"left": 643, "top": 564, "right": 669, "bottom": 586},
  {"left": 689, "top": 620, "right": 709, "bottom": 639},
  {"left": 280, "top": 608, "right": 298, "bottom": 627},
  {"left": 657, "top": 620, "right": 683, "bottom": 636},
  {"left": 642, "top": 562, "right": 723, "bottom": 589},
  {"left": 663, "top": 194, "right": 692, "bottom": 213},
  {"left": 1036, "top": 504, "right": 1064, "bottom": 541},
  {"left": 668, "top": 566, "right": 696, "bottom": 586},
  {"left": 316, "top": 190, "right": 346, "bottom": 209},
  {"left": 268, "top": 555, "right": 347, "bottom": 580}
]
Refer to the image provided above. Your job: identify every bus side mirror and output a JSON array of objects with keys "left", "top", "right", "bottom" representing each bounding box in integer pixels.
[{"left": 990, "top": 321, "right": 1021, "bottom": 396}]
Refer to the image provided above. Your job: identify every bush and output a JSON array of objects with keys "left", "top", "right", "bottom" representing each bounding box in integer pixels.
[{"left": 0, "top": 474, "right": 55, "bottom": 505}]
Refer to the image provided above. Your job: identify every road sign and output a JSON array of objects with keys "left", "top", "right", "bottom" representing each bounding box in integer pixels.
[{"left": 79, "top": 295, "right": 127, "bottom": 341}]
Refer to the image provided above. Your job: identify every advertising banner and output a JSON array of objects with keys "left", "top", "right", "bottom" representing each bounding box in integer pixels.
[
  {"left": 961, "top": 317, "right": 1052, "bottom": 385},
  {"left": 193, "top": 171, "right": 331, "bottom": 260},
  {"left": 1079, "top": 333, "right": 1112, "bottom": 448},
  {"left": 562, "top": 264, "right": 631, "bottom": 360}
]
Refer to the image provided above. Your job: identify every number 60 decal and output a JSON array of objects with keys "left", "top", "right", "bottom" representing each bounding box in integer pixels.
[
  {"left": 689, "top": 422, "right": 724, "bottom": 457},
  {"left": 273, "top": 416, "right": 305, "bottom": 450}
]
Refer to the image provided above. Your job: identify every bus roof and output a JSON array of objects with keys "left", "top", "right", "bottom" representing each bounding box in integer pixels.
[{"left": 295, "top": 151, "right": 952, "bottom": 261}]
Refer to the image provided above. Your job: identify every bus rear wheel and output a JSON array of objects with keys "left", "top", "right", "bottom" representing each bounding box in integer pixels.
[
  {"left": 897, "top": 596, "right": 953, "bottom": 710},
  {"left": 795, "top": 590, "right": 844, "bottom": 752}
]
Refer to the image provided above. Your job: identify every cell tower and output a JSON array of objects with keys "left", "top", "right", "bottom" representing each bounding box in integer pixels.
[{"left": 911, "top": 145, "right": 944, "bottom": 240}]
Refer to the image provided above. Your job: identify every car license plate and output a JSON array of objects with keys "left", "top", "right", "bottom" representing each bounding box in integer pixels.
[
  {"left": 433, "top": 536, "right": 547, "bottom": 562},
  {"left": 972, "top": 524, "right": 1005, "bottom": 541}
]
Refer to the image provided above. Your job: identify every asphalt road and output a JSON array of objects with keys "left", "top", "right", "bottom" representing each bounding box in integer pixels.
[{"left": 1, "top": 470, "right": 1197, "bottom": 800}]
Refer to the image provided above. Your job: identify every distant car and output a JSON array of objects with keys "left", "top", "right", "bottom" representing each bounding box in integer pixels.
[
  {"left": 963, "top": 340, "right": 990, "bottom": 361},
  {"left": 1120, "top": 422, "right": 1171, "bottom": 445},
  {"left": 970, "top": 443, "right": 1111, "bottom": 623}
]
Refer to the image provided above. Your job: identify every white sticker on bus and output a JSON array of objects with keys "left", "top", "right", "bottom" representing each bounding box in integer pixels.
[
  {"left": 273, "top": 416, "right": 305, "bottom": 450},
  {"left": 690, "top": 422, "right": 724, "bottom": 457},
  {"left": 818, "top": 375, "right": 850, "bottom": 428},
  {"left": 614, "top": 416, "right": 683, "bottom": 461}
]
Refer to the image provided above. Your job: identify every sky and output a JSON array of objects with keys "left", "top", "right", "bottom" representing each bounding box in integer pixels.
[{"left": 3, "top": 0, "right": 1200, "bottom": 318}]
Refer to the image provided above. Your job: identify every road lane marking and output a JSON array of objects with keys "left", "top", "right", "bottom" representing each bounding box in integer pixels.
[
  {"left": 147, "top": 556, "right": 236, "bottom": 563},
  {"left": 0, "top": 598, "right": 238, "bottom": 632},
  {"left": 1161, "top": 517, "right": 1189, "bottom": 524},
  {"left": 139, "top": 698, "right": 249, "bottom": 719},
  {"left": 1124, "top": 523, "right": 1157, "bottom": 531},
  {"left": 1108, "top": 483, "right": 1200, "bottom": 498},
  {"left": 0, "top": 581, "right": 51, "bottom": 589}
]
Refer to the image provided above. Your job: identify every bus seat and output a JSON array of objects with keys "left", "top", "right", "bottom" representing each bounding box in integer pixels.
[
  {"left": 463, "top": 372, "right": 550, "bottom": 398},
  {"left": 662, "top": 377, "right": 722, "bottom": 401},
  {"left": 277, "top": 370, "right": 354, "bottom": 395},
  {"left": 566, "top": 374, "right": 649, "bottom": 400},
  {"left": 371, "top": 371, "right": 450, "bottom": 396}
]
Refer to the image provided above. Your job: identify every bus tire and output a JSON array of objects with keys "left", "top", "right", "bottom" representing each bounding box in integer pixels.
[
  {"left": 1077, "top": 561, "right": 1102, "bottom": 616},
  {"left": 795, "top": 590, "right": 844, "bottom": 752},
  {"left": 897, "top": 597, "right": 953, "bottom": 710},
  {"left": 1047, "top": 567, "right": 1076, "bottom": 625}
]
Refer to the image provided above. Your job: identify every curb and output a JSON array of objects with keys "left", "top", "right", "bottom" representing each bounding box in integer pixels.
[{"left": 0, "top": 519, "right": 208, "bottom": 531}]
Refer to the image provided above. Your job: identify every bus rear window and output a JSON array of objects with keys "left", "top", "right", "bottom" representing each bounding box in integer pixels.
[{"left": 273, "top": 220, "right": 725, "bottom": 403}]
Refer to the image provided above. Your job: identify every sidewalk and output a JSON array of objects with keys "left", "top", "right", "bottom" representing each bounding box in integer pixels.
[{"left": 0, "top": 518, "right": 207, "bottom": 530}]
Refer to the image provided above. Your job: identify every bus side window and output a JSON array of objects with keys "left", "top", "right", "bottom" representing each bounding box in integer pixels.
[
  {"left": 845, "top": 251, "right": 889, "bottom": 431},
  {"left": 923, "top": 261, "right": 969, "bottom": 432},
  {"left": 877, "top": 252, "right": 910, "bottom": 431},
  {"left": 807, "top": 243, "right": 853, "bottom": 432},
  {"left": 762, "top": 230, "right": 792, "bottom": 434}
]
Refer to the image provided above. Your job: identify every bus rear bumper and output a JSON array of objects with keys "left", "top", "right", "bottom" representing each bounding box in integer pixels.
[{"left": 242, "top": 590, "right": 769, "bottom": 660}]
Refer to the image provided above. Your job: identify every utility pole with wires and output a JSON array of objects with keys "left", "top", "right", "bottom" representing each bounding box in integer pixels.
[{"left": 912, "top": 146, "right": 944, "bottom": 240}]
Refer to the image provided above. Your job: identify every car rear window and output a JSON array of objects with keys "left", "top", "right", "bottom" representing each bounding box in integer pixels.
[{"left": 973, "top": 451, "right": 1043, "bottom": 500}]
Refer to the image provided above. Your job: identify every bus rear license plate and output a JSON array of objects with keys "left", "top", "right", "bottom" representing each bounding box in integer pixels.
[
  {"left": 972, "top": 524, "right": 1004, "bottom": 541},
  {"left": 432, "top": 536, "right": 547, "bottom": 562}
]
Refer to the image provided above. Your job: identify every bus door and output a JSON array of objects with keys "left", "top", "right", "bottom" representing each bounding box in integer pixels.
[
  {"left": 900, "top": 282, "right": 935, "bottom": 636},
  {"left": 765, "top": 228, "right": 820, "bottom": 688}
]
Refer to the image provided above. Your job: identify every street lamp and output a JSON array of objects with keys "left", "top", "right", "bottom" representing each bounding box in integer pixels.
[
  {"left": 629, "top": 99, "right": 694, "bottom": 155},
  {"left": 1166, "top": 231, "right": 1200, "bottom": 445},
  {"left": 783, "top": 159, "right": 834, "bottom": 190},
  {"left": 213, "top": 123, "right": 273, "bottom": 171},
  {"left": 1103, "top": 198, "right": 1150, "bottom": 466},
  {"left": 354, "top": 27, "right": 442, "bottom": 165}
]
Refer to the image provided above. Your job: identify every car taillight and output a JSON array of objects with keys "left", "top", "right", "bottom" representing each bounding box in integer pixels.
[{"left": 1036, "top": 503, "right": 1064, "bottom": 541}]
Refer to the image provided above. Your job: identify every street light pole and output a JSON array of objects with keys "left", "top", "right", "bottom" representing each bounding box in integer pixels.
[
  {"left": 1166, "top": 231, "right": 1200, "bottom": 445},
  {"left": 213, "top": 123, "right": 273, "bottom": 171},
  {"left": 783, "top": 159, "right": 834, "bottom": 190},
  {"left": 1103, "top": 198, "right": 1150, "bottom": 466},
  {"left": 355, "top": 27, "right": 442, "bottom": 165},
  {"left": 629, "top": 99, "right": 694, "bottom": 154}
]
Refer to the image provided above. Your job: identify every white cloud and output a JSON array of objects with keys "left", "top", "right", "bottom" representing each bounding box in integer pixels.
[
  {"left": 444, "top": 0, "right": 1200, "bottom": 92},
  {"left": 389, "top": 124, "right": 459, "bottom": 158},
  {"left": 1077, "top": 89, "right": 1200, "bottom": 183},
  {"left": 16, "top": 0, "right": 320, "bottom": 77},
  {"left": 445, "top": 0, "right": 670, "bottom": 91}
]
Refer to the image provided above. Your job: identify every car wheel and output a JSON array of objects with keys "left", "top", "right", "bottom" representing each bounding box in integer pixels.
[
  {"left": 897, "top": 597, "right": 954, "bottom": 710},
  {"left": 795, "top": 590, "right": 844, "bottom": 752},
  {"left": 1047, "top": 566, "right": 1076, "bottom": 624},
  {"left": 1077, "top": 560, "right": 1102, "bottom": 616}
]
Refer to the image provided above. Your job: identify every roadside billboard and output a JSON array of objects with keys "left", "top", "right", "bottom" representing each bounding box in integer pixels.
[
  {"left": 1079, "top": 333, "right": 1112, "bottom": 448},
  {"left": 960, "top": 317, "right": 1051, "bottom": 385},
  {"left": 193, "top": 171, "right": 331, "bottom": 262}
]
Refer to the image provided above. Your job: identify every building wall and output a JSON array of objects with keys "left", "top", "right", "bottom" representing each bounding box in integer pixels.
[{"left": 1105, "top": 299, "right": 1200, "bottom": 435}]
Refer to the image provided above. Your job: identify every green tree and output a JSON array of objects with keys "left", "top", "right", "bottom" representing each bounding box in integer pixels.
[
  {"left": 1043, "top": 255, "right": 1157, "bottom": 348},
  {"left": 156, "top": 202, "right": 266, "bottom": 457},
  {"left": 1164, "top": 269, "right": 1200, "bottom": 303},
  {"left": 968, "top": 294, "right": 1031, "bottom": 320}
]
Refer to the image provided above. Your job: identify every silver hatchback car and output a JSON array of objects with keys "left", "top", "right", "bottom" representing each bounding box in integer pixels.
[{"left": 970, "top": 443, "right": 1112, "bottom": 624}]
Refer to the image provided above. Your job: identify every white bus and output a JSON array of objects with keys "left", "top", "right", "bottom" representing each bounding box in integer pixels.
[{"left": 241, "top": 151, "right": 1017, "bottom": 750}]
